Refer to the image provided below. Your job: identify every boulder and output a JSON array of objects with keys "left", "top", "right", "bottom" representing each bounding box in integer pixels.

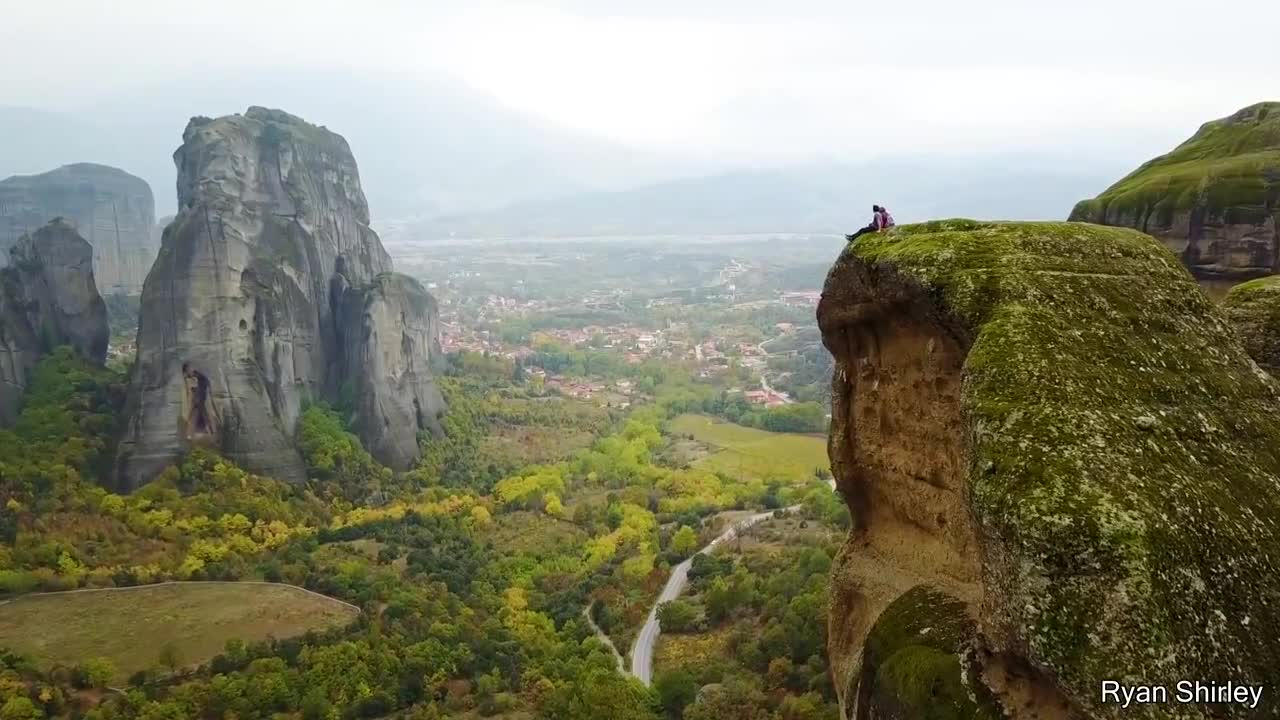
[
  {"left": 1069, "top": 102, "right": 1280, "bottom": 280},
  {"left": 819, "top": 220, "right": 1280, "bottom": 719},
  {"left": 0, "top": 163, "right": 158, "bottom": 294},
  {"left": 1223, "top": 275, "right": 1280, "bottom": 373},
  {"left": 114, "top": 107, "right": 444, "bottom": 491},
  {"left": 0, "top": 218, "right": 109, "bottom": 422}
]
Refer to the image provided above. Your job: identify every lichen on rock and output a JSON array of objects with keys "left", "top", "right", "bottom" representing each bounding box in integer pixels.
[
  {"left": 1069, "top": 101, "right": 1280, "bottom": 279},
  {"left": 820, "top": 220, "right": 1280, "bottom": 719}
]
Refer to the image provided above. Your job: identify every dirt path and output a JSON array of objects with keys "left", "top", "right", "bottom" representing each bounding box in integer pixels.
[{"left": 583, "top": 601, "right": 625, "bottom": 673}]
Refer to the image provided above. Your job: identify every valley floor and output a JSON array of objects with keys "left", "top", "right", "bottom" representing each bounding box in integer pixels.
[{"left": 0, "top": 582, "right": 358, "bottom": 683}]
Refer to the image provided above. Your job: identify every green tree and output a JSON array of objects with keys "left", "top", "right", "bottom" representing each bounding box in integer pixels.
[
  {"left": 653, "top": 669, "right": 697, "bottom": 719},
  {"left": 766, "top": 656, "right": 794, "bottom": 690},
  {"left": 540, "top": 669, "right": 659, "bottom": 720},
  {"left": 158, "top": 642, "right": 182, "bottom": 673},
  {"left": 683, "top": 678, "right": 770, "bottom": 720},
  {"left": 670, "top": 526, "right": 698, "bottom": 558},
  {"left": 778, "top": 693, "right": 835, "bottom": 720},
  {"left": 78, "top": 657, "right": 116, "bottom": 688},
  {"left": 0, "top": 697, "right": 41, "bottom": 720},
  {"left": 656, "top": 600, "right": 700, "bottom": 633}
]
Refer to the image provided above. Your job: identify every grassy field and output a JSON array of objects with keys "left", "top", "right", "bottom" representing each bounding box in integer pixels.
[
  {"left": 481, "top": 426, "right": 597, "bottom": 467},
  {"left": 0, "top": 582, "right": 358, "bottom": 681},
  {"left": 667, "top": 414, "right": 829, "bottom": 482}
]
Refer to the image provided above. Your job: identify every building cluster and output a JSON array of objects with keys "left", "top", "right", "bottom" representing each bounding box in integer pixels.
[
  {"left": 743, "top": 388, "right": 791, "bottom": 408},
  {"left": 525, "top": 368, "right": 635, "bottom": 408},
  {"left": 780, "top": 290, "right": 821, "bottom": 307}
]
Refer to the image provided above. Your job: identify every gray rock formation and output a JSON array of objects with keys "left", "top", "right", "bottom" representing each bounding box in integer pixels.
[
  {"left": 0, "top": 163, "right": 158, "bottom": 294},
  {"left": 339, "top": 272, "right": 445, "bottom": 471},
  {"left": 0, "top": 218, "right": 109, "bottom": 422},
  {"left": 114, "top": 107, "right": 444, "bottom": 491}
]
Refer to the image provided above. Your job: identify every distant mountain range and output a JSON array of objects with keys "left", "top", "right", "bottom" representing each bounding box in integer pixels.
[
  {"left": 2, "top": 69, "right": 1131, "bottom": 235},
  {"left": 0, "top": 69, "right": 699, "bottom": 219},
  {"left": 408, "top": 156, "right": 1126, "bottom": 238}
]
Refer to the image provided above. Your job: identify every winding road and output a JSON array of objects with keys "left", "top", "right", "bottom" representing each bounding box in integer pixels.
[{"left": 627, "top": 508, "right": 788, "bottom": 686}]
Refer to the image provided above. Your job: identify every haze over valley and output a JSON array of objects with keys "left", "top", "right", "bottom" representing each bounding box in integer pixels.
[{"left": 0, "top": 3, "right": 1278, "bottom": 720}]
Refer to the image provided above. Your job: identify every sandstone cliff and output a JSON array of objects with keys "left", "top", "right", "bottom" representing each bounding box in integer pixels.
[
  {"left": 0, "top": 218, "right": 109, "bottom": 422},
  {"left": 114, "top": 107, "right": 444, "bottom": 491},
  {"left": 819, "top": 220, "right": 1280, "bottom": 719},
  {"left": 0, "top": 163, "right": 158, "bottom": 294},
  {"left": 1069, "top": 101, "right": 1280, "bottom": 279}
]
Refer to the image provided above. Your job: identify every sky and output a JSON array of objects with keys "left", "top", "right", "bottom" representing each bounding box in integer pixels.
[{"left": 3, "top": 0, "right": 1277, "bottom": 164}]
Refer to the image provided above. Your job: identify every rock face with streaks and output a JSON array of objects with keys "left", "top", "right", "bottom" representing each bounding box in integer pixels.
[
  {"left": 0, "top": 163, "right": 158, "bottom": 294},
  {"left": 819, "top": 220, "right": 1280, "bottom": 719},
  {"left": 338, "top": 272, "right": 444, "bottom": 472},
  {"left": 0, "top": 218, "right": 108, "bottom": 422},
  {"left": 114, "top": 107, "right": 444, "bottom": 491},
  {"left": 1070, "top": 101, "right": 1280, "bottom": 280}
]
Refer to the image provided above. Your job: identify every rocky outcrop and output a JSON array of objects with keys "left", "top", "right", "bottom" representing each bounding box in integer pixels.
[
  {"left": 819, "top": 220, "right": 1280, "bottom": 719},
  {"left": 0, "top": 163, "right": 158, "bottom": 294},
  {"left": 338, "top": 272, "right": 444, "bottom": 472},
  {"left": 1223, "top": 275, "right": 1280, "bottom": 373},
  {"left": 0, "top": 218, "right": 109, "bottom": 422},
  {"left": 113, "top": 107, "right": 444, "bottom": 491},
  {"left": 1069, "top": 101, "right": 1280, "bottom": 280}
]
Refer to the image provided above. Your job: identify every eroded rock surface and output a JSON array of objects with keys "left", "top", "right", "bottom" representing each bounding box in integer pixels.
[
  {"left": 338, "top": 272, "right": 444, "bottom": 471},
  {"left": 114, "top": 107, "right": 444, "bottom": 491},
  {"left": 0, "top": 218, "right": 109, "bottom": 422},
  {"left": 820, "top": 220, "right": 1280, "bottom": 719},
  {"left": 1070, "top": 102, "right": 1280, "bottom": 280},
  {"left": 0, "top": 163, "right": 158, "bottom": 294}
]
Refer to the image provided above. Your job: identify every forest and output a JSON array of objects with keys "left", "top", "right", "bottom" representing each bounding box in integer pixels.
[{"left": 0, "top": 348, "right": 845, "bottom": 720}]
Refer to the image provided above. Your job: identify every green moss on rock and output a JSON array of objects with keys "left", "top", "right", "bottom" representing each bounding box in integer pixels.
[
  {"left": 826, "top": 220, "right": 1280, "bottom": 719},
  {"left": 862, "top": 587, "right": 1000, "bottom": 720},
  {"left": 1223, "top": 275, "right": 1280, "bottom": 372},
  {"left": 1070, "top": 101, "right": 1280, "bottom": 221}
]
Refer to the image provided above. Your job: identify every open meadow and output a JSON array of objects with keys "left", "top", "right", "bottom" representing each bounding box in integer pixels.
[
  {"left": 667, "top": 414, "right": 830, "bottom": 483},
  {"left": 0, "top": 582, "right": 359, "bottom": 681}
]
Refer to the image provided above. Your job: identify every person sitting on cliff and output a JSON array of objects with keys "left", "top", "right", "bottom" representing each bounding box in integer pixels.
[
  {"left": 846, "top": 205, "right": 891, "bottom": 243},
  {"left": 879, "top": 205, "right": 895, "bottom": 230}
]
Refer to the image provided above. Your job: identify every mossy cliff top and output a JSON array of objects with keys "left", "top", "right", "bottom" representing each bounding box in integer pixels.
[
  {"left": 1223, "top": 275, "right": 1280, "bottom": 372},
  {"left": 822, "top": 220, "right": 1280, "bottom": 718},
  {"left": 1070, "top": 101, "right": 1280, "bottom": 222}
]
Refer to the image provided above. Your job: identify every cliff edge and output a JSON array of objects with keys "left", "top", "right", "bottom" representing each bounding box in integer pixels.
[
  {"left": 1070, "top": 102, "right": 1280, "bottom": 279},
  {"left": 819, "top": 220, "right": 1280, "bottom": 719}
]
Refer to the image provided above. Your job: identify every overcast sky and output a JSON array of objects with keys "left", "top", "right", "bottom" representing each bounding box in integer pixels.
[{"left": 3, "top": 0, "right": 1277, "bottom": 163}]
